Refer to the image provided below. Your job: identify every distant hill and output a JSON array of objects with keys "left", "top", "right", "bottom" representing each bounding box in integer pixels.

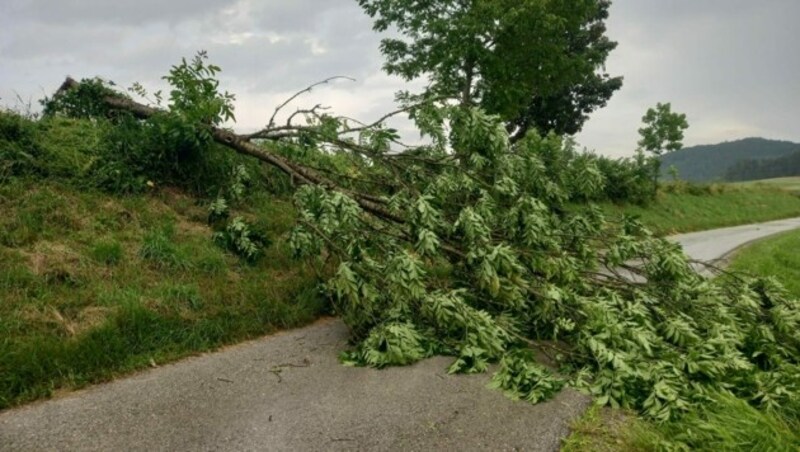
[
  {"left": 659, "top": 138, "right": 800, "bottom": 182},
  {"left": 726, "top": 150, "right": 800, "bottom": 182}
]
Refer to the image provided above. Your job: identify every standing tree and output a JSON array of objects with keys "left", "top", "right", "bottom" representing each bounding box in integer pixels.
[
  {"left": 357, "top": 0, "right": 623, "bottom": 141},
  {"left": 637, "top": 102, "right": 689, "bottom": 193}
]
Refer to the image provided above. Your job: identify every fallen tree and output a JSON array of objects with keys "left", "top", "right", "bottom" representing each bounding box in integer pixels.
[{"left": 48, "top": 54, "right": 800, "bottom": 423}]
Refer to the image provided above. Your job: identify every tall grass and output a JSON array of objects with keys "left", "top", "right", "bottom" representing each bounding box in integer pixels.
[
  {"left": 564, "top": 394, "right": 800, "bottom": 451},
  {"left": 636, "top": 393, "right": 800, "bottom": 451}
]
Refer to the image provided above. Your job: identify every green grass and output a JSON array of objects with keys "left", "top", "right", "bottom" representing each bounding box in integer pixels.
[
  {"left": 561, "top": 406, "right": 650, "bottom": 452},
  {"left": 0, "top": 180, "right": 329, "bottom": 409},
  {"left": 728, "top": 228, "right": 800, "bottom": 301},
  {"left": 734, "top": 176, "right": 800, "bottom": 194},
  {"left": 603, "top": 184, "right": 800, "bottom": 235},
  {"left": 563, "top": 394, "right": 800, "bottom": 451}
]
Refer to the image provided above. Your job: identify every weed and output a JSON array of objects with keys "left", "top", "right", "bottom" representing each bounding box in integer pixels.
[
  {"left": 139, "top": 226, "right": 190, "bottom": 271},
  {"left": 191, "top": 246, "right": 228, "bottom": 275},
  {"left": 161, "top": 283, "right": 204, "bottom": 311},
  {"left": 90, "top": 240, "right": 124, "bottom": 265},
  {"left": 564, "top": 395, "right": 800, "bottom": 451}
]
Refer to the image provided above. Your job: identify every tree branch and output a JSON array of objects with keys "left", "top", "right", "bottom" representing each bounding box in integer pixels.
[{"left": 267, "top": 76, "right": 355, "bottom": 128}]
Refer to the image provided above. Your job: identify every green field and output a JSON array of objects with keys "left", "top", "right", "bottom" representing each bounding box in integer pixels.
[{"left": 733, "top": 176, "right": 800, "bottom": 193}]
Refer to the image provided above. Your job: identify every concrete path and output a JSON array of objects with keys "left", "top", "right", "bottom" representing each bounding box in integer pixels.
[{"left": 2, "top": 217, "right": 799, "bottom": 452}]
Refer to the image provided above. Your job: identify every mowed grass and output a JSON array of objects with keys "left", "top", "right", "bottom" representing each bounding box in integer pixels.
[
  {"left": 604, "top": 184, "right": 800, "bottom": 235},
  {"left": 0, "top": 180, "right": 328, "bottom": 409},
  {"left": 734, "top": 176, "right": 800, "bottom": 194}
]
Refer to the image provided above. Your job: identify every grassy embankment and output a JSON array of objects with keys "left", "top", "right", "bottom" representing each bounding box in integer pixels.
[
  {"left": 728, "top": 227, "right": 800, "bottom": 301},
  {"left": 606, "top": 182, "right": 800, "bottom": 236},
  {"left": 0, "top": 112, "right": 331, "bottom": 409},
  {"left": 733, "top": 176, "right": 800, "bottom": 193},
  {"left": 0, "top": 181, "right": 328, "bottom": 409},
  {"left": 562, "top": 226, "right": 800, "bottom": 451}
]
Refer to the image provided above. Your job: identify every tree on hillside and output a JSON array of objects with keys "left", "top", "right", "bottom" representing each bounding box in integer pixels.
[
  {"left": 637, "top": 102, "right": 689, "bottom": 192},
  {"left": 357, "top": 0, "right": 623, "bottom": 140}
]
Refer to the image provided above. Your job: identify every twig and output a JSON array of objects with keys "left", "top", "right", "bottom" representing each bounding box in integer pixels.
[{"left": 267, "top": 76, "right": 355, "bottom": 128}]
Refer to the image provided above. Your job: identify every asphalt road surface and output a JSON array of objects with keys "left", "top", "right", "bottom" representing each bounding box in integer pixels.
[{"left": 2, "top": 217, "right": 799, "bottom": 452}]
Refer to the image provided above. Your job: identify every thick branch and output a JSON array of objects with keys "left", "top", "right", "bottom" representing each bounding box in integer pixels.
[{"left": 56, "top": 77, "right": 404, "bottom": 225}]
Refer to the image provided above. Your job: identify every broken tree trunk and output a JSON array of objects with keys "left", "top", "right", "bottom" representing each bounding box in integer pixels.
[{"left": 55, "top": 77, "right": 404, "bottom": 225}]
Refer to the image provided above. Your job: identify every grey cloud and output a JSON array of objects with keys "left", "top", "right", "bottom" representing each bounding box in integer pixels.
[
  {"left": 576, "top": 0, "right": 800, "bottom": 156},
  {"left": 1, "top": 0, "right": 798, "bottom": 157},
  {"left": 7, "top": 0, "right": 230, "bottom": 26},
  {"left": 250, "top": 0, "right": 364, "bottom": 33}
]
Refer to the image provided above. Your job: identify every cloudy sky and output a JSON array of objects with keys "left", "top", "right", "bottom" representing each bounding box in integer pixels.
[{"left": 1, "top": 0, "right": 797, "bottom": 157}]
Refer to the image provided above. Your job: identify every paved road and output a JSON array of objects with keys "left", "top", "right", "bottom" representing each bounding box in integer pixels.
[
  {"left": 671, "top": 216, "right": 800, "bottom": 264},
  {"left": 2, "top": 217, "right": 799, "bottom": 452}
]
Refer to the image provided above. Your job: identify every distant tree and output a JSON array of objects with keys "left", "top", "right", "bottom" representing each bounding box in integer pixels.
[
  {"left": 357, "top": 0, "right": 622, "bottom": 140},
  {"left": 637, "top": 102, "right": 689, "bottom": 193}
]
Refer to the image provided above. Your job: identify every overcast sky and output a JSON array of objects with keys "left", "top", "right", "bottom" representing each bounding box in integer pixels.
[{"left": 1, "top": 0, "right": 798, "bottom": 157}]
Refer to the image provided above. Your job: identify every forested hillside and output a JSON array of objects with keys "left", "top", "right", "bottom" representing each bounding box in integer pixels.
[
  {"left": 660, "top": 137, "right": 800, "bottom": 181},
  {"left": 726, "top": 150, "right": 800, "bottom": 181}
]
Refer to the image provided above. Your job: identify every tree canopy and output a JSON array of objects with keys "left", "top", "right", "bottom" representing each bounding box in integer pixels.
[
  {"left": 358, "top": 0, "right": 623, "bottom": 139},
  {"left": 638, "top": 102, "right": 689, "bottom": 156}
]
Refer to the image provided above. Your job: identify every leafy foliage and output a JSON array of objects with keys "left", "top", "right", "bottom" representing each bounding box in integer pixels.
[
  {"left": 208, "top": 164, "right": 272, "bottom": 262},
  {"left": 212, "top": 216, "right": 270, "bottom": 263},
  {"left": 159, "top": 51, "right": 236, "bottom": 150},
  {"left": 637, "top": 102, "right": 690, "bottom": 196},
  {"left": 285, "top": 105, "right": 800, "bottom": 422},
  {"left": 0, "top": 109, "right": 38, "bottom": 179},
  {"left": 47, "top": 54, "right": 800, "bottom": 426},
  {"left": 41, "top": 77, "right": 120, "bottom": 119},
  {"left": 638, "top": 103, "right": 689, "bottom": 156},
  {"left": 40, "top": 52, "right": 248, "bottom": 197},
  {"left": 358, "top": 0, "right": 622, "bottom": 138}
]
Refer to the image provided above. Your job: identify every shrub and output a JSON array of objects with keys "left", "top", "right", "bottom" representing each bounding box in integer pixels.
[
  {"left": 594, "top": 154, "right": 653, "bottom": 204},
  {"left": 161, "top": 283, "right": 204, "bottom": 311},
  {"left": 0, "top": 110, "right": 38, "bottom": 179}
]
